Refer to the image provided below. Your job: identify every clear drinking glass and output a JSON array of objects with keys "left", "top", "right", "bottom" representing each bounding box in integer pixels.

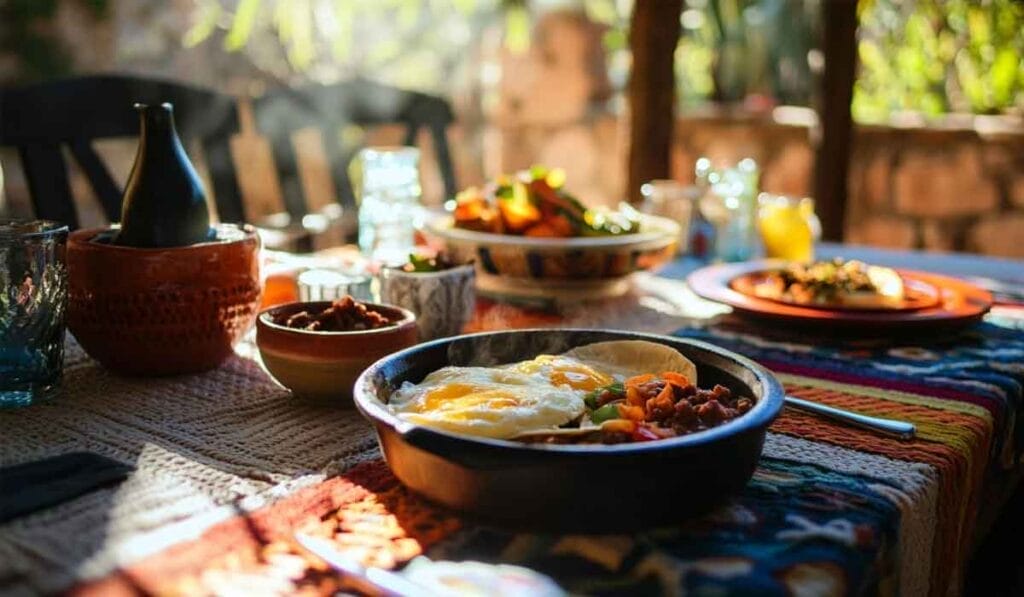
[
  {"left": 297, "top": 268, "right": 374, "bottom": 303},
  {"left": 695, "top": 157, "right": 760, "bottom": 262},
  {"left": 640, "top": 180, "right": 698, "bottom": 252},
  {"left": 357, "top": 146, "right": 422, "bottom": 266},
  {"left": 1, "top": 220, "right": 68, "bottom": 408}
]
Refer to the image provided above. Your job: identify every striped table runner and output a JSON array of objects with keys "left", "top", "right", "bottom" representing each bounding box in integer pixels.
[
  {"left": 423, "top": 315, "right": 1023, "bottom": 596},
  {"left": 74, "top": 309, "right": 1024, "bottom": 596}
]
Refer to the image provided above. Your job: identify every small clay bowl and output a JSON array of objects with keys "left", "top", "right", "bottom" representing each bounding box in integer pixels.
[
  {"left": 67, "top": 224, "right": 261, "bottom": 376},
  {"left": 256, "top": 301, "right": 417, "bottom": 404}
]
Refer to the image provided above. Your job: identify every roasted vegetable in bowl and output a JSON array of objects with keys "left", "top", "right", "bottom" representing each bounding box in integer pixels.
[{"left": 451, "top": 165, "right": 640, "bottom": 238}]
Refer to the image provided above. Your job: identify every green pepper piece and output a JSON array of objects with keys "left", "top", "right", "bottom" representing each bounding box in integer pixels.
[
  {"left": 591, "top": 402, "right": 623, "bottom": 424},
  {"left": 583, "top": 382, "right": 624, "bottom": 409},
  {"left": 406, "top": 253, "right": 437, "bottom": 272}
]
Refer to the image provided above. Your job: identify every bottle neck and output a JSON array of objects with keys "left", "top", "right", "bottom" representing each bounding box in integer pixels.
[{"left": 137, "top": 105, "right": 178, "bottom": 144}]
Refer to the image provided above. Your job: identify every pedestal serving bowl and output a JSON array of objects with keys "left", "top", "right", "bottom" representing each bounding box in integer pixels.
[
  {"left": 67, "top": 224, "right": 261, "bottom": 376},
  {"left": 424, "top": 212, "right": 680, "bottom": 300}
]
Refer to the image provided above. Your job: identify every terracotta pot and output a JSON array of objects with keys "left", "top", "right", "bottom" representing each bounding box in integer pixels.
[
  {"left": 67, "top": 224, "right": 262, "bottom": 376},
  {"left": 256, "top": 301, "right": 417, "bottom": 404}
]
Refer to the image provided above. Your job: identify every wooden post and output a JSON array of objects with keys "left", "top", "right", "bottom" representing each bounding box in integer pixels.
[
  {"left": 814, "top": 0, "right": 858, "bottom": 241},
  {"left": 627, "top": 0, "right": 683, "bottom": 204}
]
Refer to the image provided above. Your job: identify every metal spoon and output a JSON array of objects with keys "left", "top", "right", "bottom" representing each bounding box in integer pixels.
[
  {"left": 785, "top": 395, "right": 916, "bottom": 440},
  {"left": 515, "top": 398, "right": 917, "bottom": 442}
]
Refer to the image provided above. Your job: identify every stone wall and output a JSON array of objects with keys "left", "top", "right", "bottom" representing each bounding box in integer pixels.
[
  {"left": 652, "top": 110, "right": 1024, "bottom": 258},
  {"left": 847, "top": 123, "right": 1024, "bottom": 257}
]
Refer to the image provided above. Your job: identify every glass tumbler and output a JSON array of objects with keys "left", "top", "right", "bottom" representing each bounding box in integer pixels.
[
  {"left": 695, "top": 157, "right": 760, "bottom": 262},
  {"left": 357, "top": 146, "right": 423, "bottom": 267},
  {"left": 640, "top": 180, "right": 698, "bottom": 252},
  {"left": 297, "top": 268, "right": 374, "bottom": 303},
  {"left": 1, "top": 220, "right": 69, "bottom": 408}
]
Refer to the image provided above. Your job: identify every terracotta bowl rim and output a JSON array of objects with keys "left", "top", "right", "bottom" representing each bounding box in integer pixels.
[
  {"left": 68, "top": 223, "right": 258, "bottom": 253},
  {"left": 257, "top": 300, "right": 417, "bottom": 338}
]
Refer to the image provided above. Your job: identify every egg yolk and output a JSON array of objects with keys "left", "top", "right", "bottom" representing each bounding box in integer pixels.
[
  {"left": 418, "top": 383, "right": 521, "bottom": 418},
  {"left": 511, "top": 355, "right": 613, "bottom": 392}
]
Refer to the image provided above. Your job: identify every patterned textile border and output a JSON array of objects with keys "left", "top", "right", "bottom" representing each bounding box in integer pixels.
[{"left": 74, "top": 313, "right": 1024, "bottom": 596}]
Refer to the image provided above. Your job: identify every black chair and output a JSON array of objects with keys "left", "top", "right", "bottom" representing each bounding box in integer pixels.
[
  {"left": 251, "top": 78, "right": 458, "bottom": 239},
  {"left": 0, "top": 75, "right": 244, "bottom": 229}
]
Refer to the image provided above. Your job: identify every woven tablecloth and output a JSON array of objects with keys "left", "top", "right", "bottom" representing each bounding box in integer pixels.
[{"left": 1, "top": 275, "right": 1023, "bottom": 596}]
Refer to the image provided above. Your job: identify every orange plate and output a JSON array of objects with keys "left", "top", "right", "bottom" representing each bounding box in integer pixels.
[
  {"left": 729, "top": 271, "right": 941, "bottom": 312},
  {"left": 688, "top": 261, "right": 992, "bottom": 332}
]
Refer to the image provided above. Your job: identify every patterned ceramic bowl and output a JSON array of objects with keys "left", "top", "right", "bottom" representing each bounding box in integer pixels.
[
  {"left": 424, "top": 212, "right": 680, "bottom": 300},
  {"left": 67, "top": 224, "right": 261, "bottom": 376},
  {"left": 256, "top": 301, "right": 417, "bottom": 403},
  {"left": 380, "top": 264, "right": 476, "bottom": 342}
]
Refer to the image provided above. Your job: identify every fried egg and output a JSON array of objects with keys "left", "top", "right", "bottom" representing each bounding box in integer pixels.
[
  {"left": 387, "top": 341, "right": 698, "bottom": 440},
  {"left": 388, "top": 355, "right": 612, "bottom": 439}
]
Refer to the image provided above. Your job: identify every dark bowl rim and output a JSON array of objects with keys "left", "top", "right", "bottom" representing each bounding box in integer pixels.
[
  {"left": 353, "top": 328, "right": 784, "bottom": 454},
  {"left": 258, "top": 300, "right": 417, "bottom": 337}
]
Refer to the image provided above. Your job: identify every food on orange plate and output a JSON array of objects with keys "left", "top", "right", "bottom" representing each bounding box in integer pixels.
[
  {"left": 272, "top": 296, "right": 397, "bottom": 331},
  {"left": 752, "top": 258, "right": 905, "bottom": 309},
  {"left": 387, "top": 340, "right": 754, "bottom": 443},
  {"left": 451, "top": 166, "right": 640, "bottom": 238}
]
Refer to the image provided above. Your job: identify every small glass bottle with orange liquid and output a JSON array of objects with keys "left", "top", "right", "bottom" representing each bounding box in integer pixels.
[{"left": 756, "top": 194, "right": 821, "bottom": 262}]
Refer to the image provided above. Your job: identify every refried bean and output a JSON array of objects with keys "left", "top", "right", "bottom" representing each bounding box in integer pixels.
[{"left": 273, "top": 296, "right": 395, "bottom": 332}]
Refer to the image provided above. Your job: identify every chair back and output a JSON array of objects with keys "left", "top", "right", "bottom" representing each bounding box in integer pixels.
[
  {"left": 251, "top": 79, "right": 457, "bottom": 226},
  {"left": 0, "top": 75, "right": 244, "bottom": 228}
]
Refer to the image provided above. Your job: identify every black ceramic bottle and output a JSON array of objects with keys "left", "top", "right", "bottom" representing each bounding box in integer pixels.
[{"left": 114, "top": 103, "right": 212, "bottom": 248}]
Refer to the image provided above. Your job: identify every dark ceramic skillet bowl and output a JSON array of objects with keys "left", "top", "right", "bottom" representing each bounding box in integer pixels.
[{"left": 354, "top": 329, "right": 784, "bottom": 531}]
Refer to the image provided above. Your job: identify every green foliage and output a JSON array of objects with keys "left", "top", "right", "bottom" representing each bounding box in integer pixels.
[
  {"left": 177, "top": 0, "right": 1021, "bottom": 119},
  {"left": 854, "top": 0, "right": 1024, "bottom": 120},
  {"left": 591, "top": 0, "right": 818, "bottom": 107},
  {"left": 183, "top": 0, "right": 515, "bottom": 87}
]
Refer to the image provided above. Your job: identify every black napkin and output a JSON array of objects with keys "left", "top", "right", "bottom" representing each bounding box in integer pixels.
[{"left": 0, "top": 452, "right": 135, "bottom": 524}]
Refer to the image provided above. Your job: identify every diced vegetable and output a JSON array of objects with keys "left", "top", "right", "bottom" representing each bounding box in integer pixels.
[
  {"left": 583, "top": 382, "right": 625, "bottom": 409},
  {"left": 590, "top": 402, "right": 623, "bottom": 424},
  {"left": 451, "top": 165, "right": 639, "bottom": 237}
]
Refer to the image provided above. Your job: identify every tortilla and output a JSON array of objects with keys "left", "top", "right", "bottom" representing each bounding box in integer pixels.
[{"left": 562, "top": 340, "right": 698, "bottom": 385}]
